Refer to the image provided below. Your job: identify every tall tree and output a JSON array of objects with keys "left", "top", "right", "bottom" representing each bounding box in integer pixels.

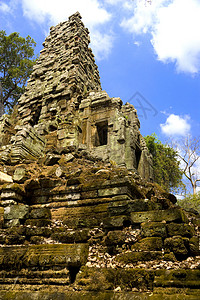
[
  {"left": 173, "top": 135, "right": 200, "bottom": 194},
  {"left": 0, "top": 31, "right": 36, "bottom": 114},
  {"left": 145, "top": 133, "right": 183, "bottom": 192}
]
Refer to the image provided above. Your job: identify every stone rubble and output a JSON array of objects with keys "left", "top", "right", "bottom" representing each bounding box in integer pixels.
[{"left": 0, "top": 11, "right": 199, "bottom": 300}]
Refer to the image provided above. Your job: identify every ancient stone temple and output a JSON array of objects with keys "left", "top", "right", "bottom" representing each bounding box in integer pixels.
[
  {"left": 0, "top": 12, "right": 152, "bottom": 181},
  {"left": 0, "top": 12, "right": 199, "bottom": 300}
]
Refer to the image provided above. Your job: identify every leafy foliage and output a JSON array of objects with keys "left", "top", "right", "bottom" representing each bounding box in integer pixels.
[
  {"left": 0, "top": 30, "right": 36, "bottom": 112},
  {"left": 177, "top": 192, "right": 200, "bottom": 214},
  {"left": 144, "top": 133, "right": 183, "bottom": 192}
]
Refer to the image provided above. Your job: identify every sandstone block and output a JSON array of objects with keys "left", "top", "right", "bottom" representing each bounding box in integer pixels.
[
  {"left": 141, "top": 222, "right": 167, "bottom": 238},
  {"left": 164, "top": 236, "right": 189, "bottom": 257},
  {"left": 23, "top": 243, "right": 89, "bottom": 268},
  {"left": 131, "top": 208, "right": 188, "bottom": 224},
  {"left": 51, "top": 229, "right": 89, "bottom": 243},
  {"left": 103, "top": 215, "right": 131, "bottom": 229},
  {"left": 0, "top": 171, "right": 13, "bottom": 183},
  {"left": 4, "top": 205, "right": 29, "bottom": 220},
  {"left": 105, "top": 230, "right": 126, "bottom": 246},
  {"left": 189, "top": 236, "right": 200, "bottom": 255},
  {"left": 131, "top": 237, "right": 163, "bottom": 251},
  {"left": 116, "top": 251, "right": 162, "bottom": 264},
  {"left": 98, "top": 186, "right": 130, "bottom": 197},
  {"left": 29, "top": 207, "right": 51, "bottom": 219},
  {"left": 167, "top": 223, "right": 195, "bottom": 238},
  {"left": 128, "top": 199, "right": 162, "bottom": 212},
  {"left": 13, "top": 166, "right": 28, "bottom": 183},
  {"left": 44, "top": 153, "right": 61, "bottom": 165}
]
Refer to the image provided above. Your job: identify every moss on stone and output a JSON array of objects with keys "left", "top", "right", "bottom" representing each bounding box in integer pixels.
[
  {"left": 164, "top": 236, "right": 189, "bottom": 258},
  {"left": 141, "top": 222, "right": 167, "bottom": 238},
  {"left": 167, "top": 223, "right": 195, "bottom": 238},
  {"left": 76, "top": 267, "right": 154, "bottom": 292},
  {"left": 116, "top": 251, "right": 162, "bottom": 263},
  {"left": 131, "top": 237, "right": 163, "bottom": 251}
]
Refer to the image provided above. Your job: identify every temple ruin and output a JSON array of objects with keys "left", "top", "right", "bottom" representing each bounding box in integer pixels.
[
  {"left": 0, "top": 12, "right": 152, "bottom": 180},
  {"left": 0, "top": 12, "right": 199, "bottom": 299}
]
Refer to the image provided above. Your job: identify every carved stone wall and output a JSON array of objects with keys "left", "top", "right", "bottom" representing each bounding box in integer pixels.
[{"left": 4, "top": 11, "right": 152, "bottom": 180}]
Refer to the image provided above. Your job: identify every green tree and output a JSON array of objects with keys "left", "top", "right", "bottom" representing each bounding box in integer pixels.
[
  {"left": 177, "top": 192, "right": 200, "bottom": 214},
  {"left": 144, "top": 133, "right": 183, "bottom": 192},
  {"left": 0, "top": 30, "right": 36, "bottom": 113}
]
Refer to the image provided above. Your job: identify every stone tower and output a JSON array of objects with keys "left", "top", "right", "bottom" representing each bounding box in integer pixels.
[
  {"left": 0, "top": 12, "right": 152, "bottom": 180},
  {"left": 0, "top": 13, "right": 199, "bottom": 299}
]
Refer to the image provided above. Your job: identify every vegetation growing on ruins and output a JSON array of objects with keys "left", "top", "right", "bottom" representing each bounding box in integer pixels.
[{"left": 144, "top": 133, "right": 183, "bottom": 193}]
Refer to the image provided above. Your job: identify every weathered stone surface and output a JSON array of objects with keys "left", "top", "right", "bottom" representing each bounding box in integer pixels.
[
  {"left": 0, "top": 171, "right": 13, "bottom": 183},
  {"left": 103, "top": 215, "right": 131, "bottom": 229},
  {"left": 23, "top": 243, "right": 89, "bottom": 268},
  {"left": 0, "top": 243, "right": 89, "bottom": 269},
  {"left": 0, "top": 207, "right": 3, "bottom": 228},
  {"left": 0, "top": 11, "right": 199, "bottom": 299},
  {"left": 164, "top": 237, "right": 189, "bottom": 257},
  {"left": 189, "top": 237, "right": 200, "bottom": 255},
  {"left": 104, "top": 230, "right": 126, "bottom": 246},
  {"left": 76, "top": 267, "right": 154, "bottom": 291},
  {"left": 141, "top": 222, "right": 167, "bottom": 238},
  {"left": 13, "top": 166, "right": 28, "bottom": 183},
  {"left": 167, "top": 223, "right": 195, "bottom": 238},
  {"left": 51, "top": 229, "right": 89, "bottom": 243},
  {"left": 29, "top": 207, "right": 51, "bottom": 219},
  {"left": 131, "top": 237, "right": 163, "bottom": 251},
  {"left": 4, "top": 205, "right": 29, "bottom": 220},
  {"left": 154, "top": 269, "right": 200, "bottom": 289},
  {"left": 131, "top": 208, "right": 188, "bottom": 224},
  {"left": 116, "top": 251, "right": 163, "bottom": 263}
]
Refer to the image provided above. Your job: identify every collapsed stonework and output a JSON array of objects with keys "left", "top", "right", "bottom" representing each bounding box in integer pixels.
[
  {"left": 0, "top": 12, "right": 152, "bottom": 180},
  {"left": 0, "top": 12, "right": 199, "bottom": 300}
]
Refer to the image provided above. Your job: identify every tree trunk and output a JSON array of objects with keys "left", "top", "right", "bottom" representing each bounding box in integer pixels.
[
  {"left": 0, "top": 82, "right": 4, "bottom": 117},
  {"left": 193, "top": 184, "right": 196, "bottom": 195}
]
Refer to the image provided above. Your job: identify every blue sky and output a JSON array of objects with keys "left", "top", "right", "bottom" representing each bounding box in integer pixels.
[{"left": 0, "top": 0, "right": 200, "bottom": 142}]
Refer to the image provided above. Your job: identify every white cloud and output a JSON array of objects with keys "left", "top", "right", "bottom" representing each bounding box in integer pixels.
[
  {"left": 90, "top": 30, "right": 114, "bottom": 60},
  {"left": 21, "top": 0, "right": 111, "bottom": 28},
  {"left": 104, "top": 0, "right": 124, "bottom": 4},
  {"left": 134, "top": 41, "right": 140, "bottom": 47},
  {"left": 0, "top": 2, "right": 12, "bottom": 13},
  {"left": 20, "top": 0, "right": 112, "bottom": 59},
  {"left": 160, "top": 114, "right": 191, "bottom": 136},
  {"left": 121, "top": 0, "right": 200, "bottom": 74}
]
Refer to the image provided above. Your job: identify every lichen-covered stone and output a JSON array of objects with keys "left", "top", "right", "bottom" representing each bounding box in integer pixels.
[
  {"left": 103, "top": 215, "right": 131, "bottom": 229},
  {"left": 164, "top": 236, "right": 189, "bottom": 257},
  {"left": 154, "top": 269, "right": 200, "bottom": 289},
  {"left": 116, "top": 251, "right": 163, "bottom": 263},
  {"left": 29, "top": 207, "right": 51, "bottom": 219},
  {"left": 141, "top": 222, "right": 167, "bottom": 238},
  {"left": 131, "top": 208, "right": 188, "bottom": 224},
  {"left": 104, "top": 230, "right": 126, "bottom": 246},
  {"left": 4, "top": 204, "right": 29, "bottom": 220},
  {"left": 131, "top": 237, "right": 163, "bottom": 251},
  {"left": 13, "top": 166, "right": 28, "bottom": 183},
  {"left": 0, "top": 11, "right": 199, "bottom": 299},
  {"left": 23, "top": 243, "right": 89, "bottom": 268},
  {"left": 76, "top": 267, "right": 154, "bottom": 291},
  {"left": 167, "top": 223, "right": 195, "bottom": 238},
  {"left": 51, "top": 229, "right": 89, "bottom": 243},
  {"left": 189, "top": 236, "right": 200, "bottom": 255}
]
